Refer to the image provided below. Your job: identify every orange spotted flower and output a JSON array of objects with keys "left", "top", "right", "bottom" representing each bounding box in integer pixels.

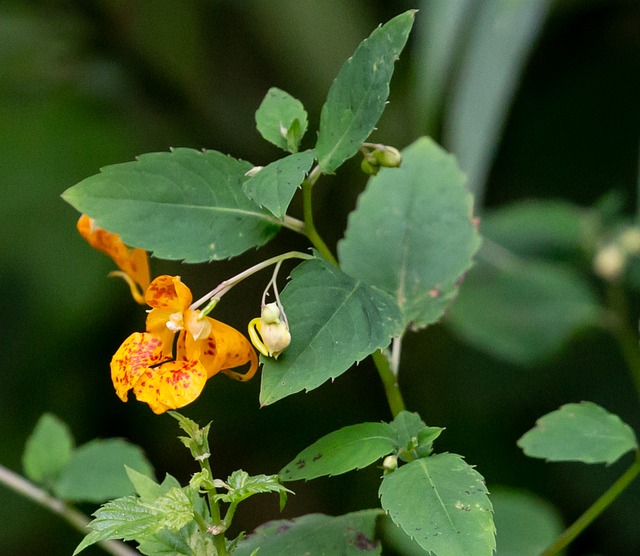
[
  {"left": 77, "top": 214, "right": 150, "bottom": 304},
  {"left": 111, "top": 275, "right": 258, "bottom": 414}
]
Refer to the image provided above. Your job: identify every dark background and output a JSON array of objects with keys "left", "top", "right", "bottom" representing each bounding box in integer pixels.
[{"left": 1, "top": 1, "right": 639, "bottom": 554}]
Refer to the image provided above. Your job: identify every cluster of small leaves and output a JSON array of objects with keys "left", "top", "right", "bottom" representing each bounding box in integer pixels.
[
  {"left": 75, "top": 415, "right": 291, "bottom": 555},
  {"left": 279, "top": 411, "right": 496, "bottom": 556},
  {"left": 23, "top": 413, "right": 153, "bottom": 504}
]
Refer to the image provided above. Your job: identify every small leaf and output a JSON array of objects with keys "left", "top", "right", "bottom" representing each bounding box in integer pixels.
[
  {"left": 73, "top": 496, "right": 160, "bottom": 555},
  {"left": 390, "top": 412, "right": 443, "bottom": 460},
  {"left": 279, "top": 422, "right": 397, "bottom": 481},
  {"left": 518, "top": 402, "right": 638, "bottom": 464},
  {"left": 491, "top": 488, "right": 563, "bottom": 556},
  {"left": 259, "top": 258, "right": 403, "bottom": 405},
  {"left": 339, "top": 137, "right": 481, "bottom": 330},
  {"left": 379, "top": 454, "right": 495, "bottom": 556},
  {"left": 22, "top": 413, "right": 74, "bottom": 487},
  {"left": 315, "top": 11, "right": 415, "bottom": 173},
  {"left": 255, "top": 87, "right": 308, "bottom": 152},
  {"left": 214, "top": 471, "right": 292, "bottom": 507},
  {"left": 243, "top": 151, "right": 315, "bottom": 218},
  {"left": 447, "top": 257, "right": 602, "bottom": 365},
  {"left": 53, "top": 438, "right": 154, "bottom": 503},
  {"left": 234, "top": 510, "right": 384, "bottom": 556},
  {"left": 62, "top": 148, "right": 281, "bottom": 262}
]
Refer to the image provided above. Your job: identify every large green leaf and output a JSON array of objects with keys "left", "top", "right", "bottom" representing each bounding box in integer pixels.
[
  {"left": 379, "top": 454, "right": 495, "bottom": 556},
  {"left": 234, "top": 510, "right": 383, "bottom": 556},
  {"left": 62, "top": 148, "right": 281, "bottom": 262},
  {"left": 255, "top": 87, "right": 308, "bottom": 153},
  {"left": 491, "top": 488, "right": 563, "bottom": 556},
  {"left": 443, "top": 0, "right": 552, "bottom": 201},
  {"left": 315, "top": 11, "right": 415, "bottom": 173},
  {"left": 22, "top": 413, "right": 74, "bottom": 488},
  {"left": 279, "top": 422, "right": 396, "bottom": 481},
  {"left": 339, "top": 137, "right": 481, "bottom": 330},
  {"left": 242, "top": 151, "right": 315, "bottom": 218},
  {"left": 518, "top": 402, "right": 638, "bottom": 464},
  {"left": 53, "top": 438, "right": 154, "bottom": 503},
  {"left": 260, "top": 258, "right": 403, "bottom": 405},
  {"left": 446, "top": 256, "right": 602, "bottom": 365}
]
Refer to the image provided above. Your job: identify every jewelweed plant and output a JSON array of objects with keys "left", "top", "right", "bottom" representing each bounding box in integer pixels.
[{"left": 2, "top": 9, "right": 640, "bottom": 556}]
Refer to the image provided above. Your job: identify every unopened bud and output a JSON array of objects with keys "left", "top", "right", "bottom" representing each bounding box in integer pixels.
[
  {"left": 373, "top": 145, "right": 402, "bottom": 168},
  {"left": 593, "top": 243, "right": 626, "bottom": 281},
  {"left": 248, "top": 302, "right": 291, "bottom": 359},
  {"left": 382, "top": 455, "right": 398, "bottom": 472},
  {"left": 361, "top": 157, "right": 379, "bottom": 176},
  {"left": 259, "top": 321, "right": 291, "bottom": 359},
  {"left": 261, "top": 302, "right": 282, "bottom": 324}
]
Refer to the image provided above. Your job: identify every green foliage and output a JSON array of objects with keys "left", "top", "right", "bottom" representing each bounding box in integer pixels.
[
  {"left": 255, "top": 87, "right": 308, "bottom": 153},
  {"left": 447, "top": 257, "right": 601, "bottom": 365},
  {"left": 234, "top": 510, "right": 383, "bottom": 556},
  {"left": 491, "top": 489, "right": 564, "bottom": 556},
  {"left": 379, "top": 453, "right": 496, "bottom": 556},
  {"left": 22, "top": 413, "right": 74, "bottom": 488},
  {"left": 339, "top": 137, "right": 481, "bottom": 330},
  {"left": 260, "top": 258, "right": 403, "bottom": 405},
  {"left": 279, "top": 422, "right": 397, "bottom": 481},
  {"left": 242, "top": 151, "right": 315, "bottom": 218},
  {"left": 53, "top": 438, "right": 154, "bottom": 503},
  {"left": 62, "top": 149, "right": 281, "bottom": 262},
  {"left": 518, "top": 402, "right": 638, "bottom": 464},
  {"left": 315, "top": 10, "right": 415, "bottom": 173},
  {"left": 212, "top": 470, "right": 291, "bottom": 511}
]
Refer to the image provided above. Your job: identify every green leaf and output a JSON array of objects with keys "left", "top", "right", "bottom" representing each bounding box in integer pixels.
[
  {"left": 339, "top": 137, "right": 481, "bottom": 330},
  {"left": 73, "top": 495, "right": 161, "bottom": 555},
  {"left": 260, "top": 258, "right": 403, "bottom": 405},
  {"left": 481, "top": 200, "right": 598, "bottom": 259},
  {"left": 243, "top": 151, "right": 315, "bottom": 218},
  {"left": 491, "top": 488, "right": 563, "bottom": 556},
  {"left": 315, "top": 11, "right": 415, "bottom": 173},
  {"left": 279, "top": 422, "right": 397, "bottom": 481},
  {"left": 22, "top": 413, "right": 74, "bottom": 487},
  {"left": 214, "top": 471, "right": 292, "bottom": 509},
  {"left": 61, "top": 148, "right": 281, "bottom": 262},
  {"left": 446, "top": 257, "right": 602, "bottom": 365},
  {"left": 152, "top": 487, "right": 196, "bottom": 531},
  {"left": 234, "top": 510, "right": 383, "bottom": 556},
  {"left": 255, "top": 87, "right": 308, "bottom": 153},
  {"left": 53, "top": 438, "right": 154, "bottom": 503},
  {"left": 518, "top": 402, "right": 638, "bottom": 464},
  {"left": 137, "top": 528, "right": 197, "bottom": 556},
  {"left": 390, "top": 412, "right": 443, "bottom": 460},
  {"left": 443, "top": 0, "right": 552, "bottom": 201},
  {"left": 379, "top": 454, "right": 495, "bottom": 556}
]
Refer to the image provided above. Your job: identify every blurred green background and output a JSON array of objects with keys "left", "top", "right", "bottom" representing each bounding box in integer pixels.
[{"left": 1, "top": 0, "right": 640, "bottom": 554}]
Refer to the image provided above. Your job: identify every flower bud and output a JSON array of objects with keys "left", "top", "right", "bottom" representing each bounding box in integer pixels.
[
  {"left": 382, "top": 455, "right": 398, "bottom": 473},
  {"left": 373, "top": 145, "right": 402, "bottom": 168},
  {"left": 361, "top": 157, "right": 379, "bottom": 176},
  {"left": 259, "top": 321, "right": 291, "bottom": 359},
  {"left": 261, "top": 302, "right": 282, "bottom": 324},
  {"left": 248, "top": 302, "right": 291, "bottom": 358},
  {"left": 593, "top": 243, "right": 626, "bottom": 281}
]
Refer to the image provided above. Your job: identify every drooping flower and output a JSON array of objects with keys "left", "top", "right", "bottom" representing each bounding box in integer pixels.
[
  {"left": 248, "top": 302, "right": 291, "bottom": 359},
  {"left": 77, "top": 215, "right": 150, "bottom": 304},
  {"left": 111, "top": 275, "right": 258, "bottom": 414}
]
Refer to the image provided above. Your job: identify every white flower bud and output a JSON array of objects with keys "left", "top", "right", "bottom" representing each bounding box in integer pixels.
[{"left": 593, "top": 243, "right": 626, "bottom": 281}]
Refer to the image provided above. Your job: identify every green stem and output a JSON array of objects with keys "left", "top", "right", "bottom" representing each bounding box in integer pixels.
[
  {"left": 302, "top": 179, "right": 338, "bottom": 266},
  {"left": 606, "top": 283, "right": 640, "bottom": 402},
  {"left": 541, "top": 452, "right": 640, "bottom": 556},
  {"left": 372, "top": 350, "right": 406, "bottom": 418},
  {"left": 0, "top": 464, "right": 138, "bottom": 556},
  {"left": 199, "top": 458, "right": 227, "bottom": 556}
]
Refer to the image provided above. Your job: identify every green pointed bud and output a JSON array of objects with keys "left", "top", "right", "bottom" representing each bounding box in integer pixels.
[
  {"left": 361, "top": 157, "right": 379, "bottom": 175},
  {"left": 373, "top": 145, "right": 402, "bottom": 168}
]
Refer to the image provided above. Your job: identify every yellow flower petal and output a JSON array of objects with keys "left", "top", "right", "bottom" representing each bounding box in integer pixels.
[
  {"left": 133, "top": 359, "right": 208, "bottom": 414},
  {"left": 184, "top": 318, "right": 259, "bottom": 381},
  {"left": 145, "top": 275, "right": 192, "bottom": 310},
  {"left": 77, "top": 215, "right": 150, "bottom": 301},
  {"left": 110, "top": 332, "right": 165, "bottom": 402}
]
